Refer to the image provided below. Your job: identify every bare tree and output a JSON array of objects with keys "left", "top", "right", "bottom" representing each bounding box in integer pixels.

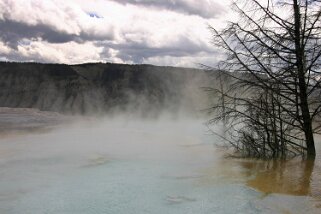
[{"left": 208, "top": 0, "right": 321, "bottom": 159}]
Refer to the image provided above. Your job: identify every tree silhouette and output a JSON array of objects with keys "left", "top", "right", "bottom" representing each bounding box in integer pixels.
[{"left": 208, "top": 0, "right": 321, "bottom": 158}]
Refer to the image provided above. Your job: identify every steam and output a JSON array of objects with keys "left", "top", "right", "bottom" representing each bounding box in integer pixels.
[{"left": 0, "top": 62, "right": 218, "bottom": 118}]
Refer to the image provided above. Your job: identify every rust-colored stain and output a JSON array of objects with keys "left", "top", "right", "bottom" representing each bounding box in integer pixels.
[{"left": 242, "top": 158, "right": 321, "bottom": 198}]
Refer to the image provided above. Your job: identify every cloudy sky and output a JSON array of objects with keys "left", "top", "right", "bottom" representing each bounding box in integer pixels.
[{"left": 0, "top": 0, "right": 233, "bottom": 67}]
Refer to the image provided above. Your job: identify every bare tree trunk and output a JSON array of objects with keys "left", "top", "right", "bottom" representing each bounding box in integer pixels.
[
  {"left": 218, "top": 71, "right": 227, "bottom": 130},
  {"left": 293, "top": 0, "right": 316, "bottom": 158},
  {"left": 208, "top": 0, "right": 321, "bottom": 159}
]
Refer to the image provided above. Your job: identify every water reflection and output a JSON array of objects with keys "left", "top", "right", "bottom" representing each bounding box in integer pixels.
[
  {"left": 240, "top": 158, "right": 321, "bottom": 198},
  {"left": 199, "top": 153, "right": 321, "bottom": 212}
]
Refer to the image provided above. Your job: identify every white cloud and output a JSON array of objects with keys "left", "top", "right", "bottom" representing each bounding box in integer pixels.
[
  {"left": 0, "top": 0, "right": 233, "bottom": 67},
  {"left": 0, "top": 41, "right": 11, "bottom": 54},
  {"left": 0, "top": 0, "right": 115, "bottom": 45},
  {"left": 1, "top": 39, "right": 103, "bottom": 64}
]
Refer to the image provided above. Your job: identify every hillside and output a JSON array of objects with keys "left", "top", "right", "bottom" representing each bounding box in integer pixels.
[{"left": 0, "top": 62, "right": 215, "bottom": 116}]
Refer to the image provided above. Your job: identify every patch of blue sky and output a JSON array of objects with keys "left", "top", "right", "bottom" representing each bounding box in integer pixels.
[
  {"left": 18, "top": 39, "right": 31, "bottom": 46},
  {"left": 87, "top": 12, "right": 103, "bottom": 19}
]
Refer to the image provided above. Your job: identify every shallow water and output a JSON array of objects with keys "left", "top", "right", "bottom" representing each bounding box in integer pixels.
[{"left": 0, "top": 117, "right": 320, "bottom": 214}]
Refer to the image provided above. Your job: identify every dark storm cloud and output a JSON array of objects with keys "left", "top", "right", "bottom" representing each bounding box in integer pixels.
[
  {"left": 110, "top": 0, "right": 225, "bottom": 18},
  {"left": 0, "top": 20, "right": 79, "bottom": 49},
  {"left": 0, "top": 19, "right": 114, "bottom": 49}
]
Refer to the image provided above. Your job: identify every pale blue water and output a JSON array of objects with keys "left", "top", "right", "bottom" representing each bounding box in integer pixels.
[{"left": 0, "top": 118, "right": 319, "bottom": 214}]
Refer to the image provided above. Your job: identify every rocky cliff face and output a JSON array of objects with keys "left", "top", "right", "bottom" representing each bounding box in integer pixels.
[{"left": 0, "top": 62, "right": 214, "bottom": 115}]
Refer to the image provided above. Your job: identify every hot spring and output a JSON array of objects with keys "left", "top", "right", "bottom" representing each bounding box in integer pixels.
[{"left": 0, "top": 111, "right": 320, "bottom": 214}]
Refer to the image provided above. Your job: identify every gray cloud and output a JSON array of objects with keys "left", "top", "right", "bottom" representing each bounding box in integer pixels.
[
  {"left": 110, "top": 0, "right": 225, "bottom": 18},
  {"left": 100, "top": 35, "right": 215, "bottom": 63},
  {"left": 0, "top": 20, "right": 78, "bottom": 49},
  {"left": 0, "top": 0, "right": 224, "bottom": 67},
  {"left": 0, "top": 19, "right": 115, "bottom": 49},
  {"left": 0, "top": 49, "right": 47, "bottom": 63},
  {"left": 0, "top": 0, "right": 115, "bottom": 49}
]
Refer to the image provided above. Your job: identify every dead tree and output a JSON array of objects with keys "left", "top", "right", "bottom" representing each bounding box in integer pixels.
[{"left": 208, "top": 0, "right": 321, "bottom": 159}]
